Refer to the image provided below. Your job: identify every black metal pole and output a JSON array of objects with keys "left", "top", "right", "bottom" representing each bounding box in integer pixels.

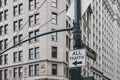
[{"left": 70, "top": 0, "right": 82, "bottom": 80}]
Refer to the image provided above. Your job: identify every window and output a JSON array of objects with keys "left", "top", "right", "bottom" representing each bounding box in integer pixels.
[
  {"left": 35, "top": 47, "right": 39, "bottom": 59},
  {"left": 4, "top": 0, "right": 8, "bottom": 5},
  {"left": 29, "top": 65, "right": 34, "bottom": 76},
  {"left": 4, "top": 24, "right": 8, "bottom": 34},
  {"left": 35, "top": 13, "right": 40, "bottom": 24},
  {"left": 29, "top": 48, "right": 34, "bottom": 60},
  {"left": 13, "top": 36, "right": 18, "bottom": 45},
  {"left": 0, "top": 12, "right": 3, "bottom": 21},
  {"left": 52, "top": 64, "right": 57, "bottom": 75},
  {"left": 19, "top": 4, "right": 23, "bottom": 14},
  {"left": 66, "top": 52, "right": 68, "bottom": 62},
  {"left": 35, "top": 0, "right": 40, "bottom": 8},
  {"left": 0, "top": 0, "right": 7, "bottom": 6},
  {"left": 13, "top": 51, "right": 23, "bottom": 63},
  {"left": 51, "top": 29, "right": 57, "bottom": 41},
  {"left": 14, "top": 21, "right": 18, "bottom": 31},
  {"left": 35, "top": 64, "right": 39, "bottom": 75},
  {"left": 19, "top": 34, "right": 23, "bottom": 46},
  {"left": 0, "top": 40, "right": 3, "bottom": 50},
  {"left": 29, "top": 64, "right": 40, "bottom": 76},
  {"left": 13, "top": 68, "right": 18, "bottom": 78},
  {"left": 14, "top": 19, "right": 23, "bottom": 31},
  {"left": 29, "top": 0, "right": 34, "bottom": 10},
  {"left": 66, "top": 5, "right": 68, "bottom": 12},
  {"left": 52, "top": 12, "right": 57, "bottom": 24},
  {"left": 66, "top": 35, "right": 70, "bottom": 48},
  {"left": 52, "top": 46, "right": 57, "bottom": 58},
  {"left": 51, "top": 0, "right": 57, "bottom": 7},
  {"left": 29, "top": 31, "right": 34, "bottom": 43},
  {"left": 35, "top": 30, "right": 39, "bottom": 42},
  {"left": 0, "top": 55, "right": 3, "bottom": 65},
  {"left": 4, "top": 54, "right": 8, "bottom": 64},
  {"left": 14, "top": 52, "right": 18, "bottom": 63},
  {"left": 29, "top": 15, "right": 34, "bottom": 26},
  {"left": 29, "top": 0, "right": 40, "bottom": 10},
  {"left": 14, "top": 4, "right": 23, "bottom": 16},
  {"left": 0, "top": 70, "right": 3, "bottom": 80},
  {"left": 4, "top": 10, "right": 8, "bottom": 20},
  {"left": 4, "top": 39, "right": 8, "bottom": 49},
  {"left": 19, "top": 19, "right": 23, "bottom": 29},
  {"left": 29, "top": 30, "right": 39, "bottom": 43},
  {"left": 29, "top": 13, "right": 40, "bottom": 26},
  {"left": 19, "top": 51, "right": 23, "bottom": 62},
  {"left": 13, "top": 35, "right": 23, "bottom": 46},
  {"left": 29, "top": 47, "right": 39, "bottom": 60},
  {"left": 0, "top": 26, "right": 3, "bottom": 35},
  {"left": 14, "top": 6, "right": 18, "bottom": 16},
  {"left": 0, "top": 25, "right": 8, "bottom": 35},
  {"left": 4, "top": 69, "right": 8, "bottom": 79},
  {"left": 19, "top": 67, "right": 23, "bottom": 77}
]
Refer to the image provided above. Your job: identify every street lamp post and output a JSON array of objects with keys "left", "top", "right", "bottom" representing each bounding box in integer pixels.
[{"left": 69, "top": 0, "right": 82, "bottom": 80}]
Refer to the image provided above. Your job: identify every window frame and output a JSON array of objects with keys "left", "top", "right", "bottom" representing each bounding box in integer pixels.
[
  {"left": 52, "top": 64, "right": 57, "bottom": 75},
  {"left": 4, "top": 54, "right": 8, "bottom": 64},
  {"left": 51, "top": 29, "right": 57, "bottom": 41},
  {"left": 4, "top": 69, "right": 8, "bottom": 79},
  {"left": 29, "top": 31, "right": 34, "bottom": 43},
  {"left": 19, "top": 67, "right": 23, "bottom": 77},
  {"left": 14, "top": 21, "right": 18, "bottom": 31},
  {"left": 29, "top": 65, "right": 34, "bottom": 76},
  {"left": 52, "top": 46, "right": 57, "bottom": 58},
  {"left": 13, "top": 52, "right": 18, "bottom": 63},
  {"left": 35, "top": 30, "right": 39, "bottom": 42},
  {"left": 19, "top": 3, "right": 23, "bottom": 15},
  {"left": 19, "top": 51, "right": 23, "bottom": 62},
  {"left": 29, "top": 0, "right": 34, "bottom": 10},
  {"left": 19, "top": 19, "right": 23, "bottom": 29},
  {"left": 35, "top": 47, "right": 39, "bottom": 59},
  {"left": 51, "top": 12, "right": 57, "bottom": 24},
  {"left": 14, "top": 6, "right": 18, "bottom": 16},
  {"left": 13, "top": 68, "right": 18, "bottom": 78},
  {"left": 29, "top": 48, "right": 34, "bottom": 60},
  {"left": 35, "top": 64, "right": 39, "bottom": 76},
  {"left": 51, "top": 0, "right": 57, "bottom": 8}
]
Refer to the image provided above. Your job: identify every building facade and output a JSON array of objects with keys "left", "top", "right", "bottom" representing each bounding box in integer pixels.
[
  {"left": 0, "top": 0, "right": 120, "bottom": 80},
  {"left": 0, "top": 0, "right": 72, "bottom": 80},
  {"left": 90, "top": 0, "right": 120, "bottom": 80}
]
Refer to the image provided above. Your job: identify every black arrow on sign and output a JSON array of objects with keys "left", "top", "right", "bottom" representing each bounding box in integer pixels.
[{"left": 73, "top": 61, "right": 82, "bottom": 66}]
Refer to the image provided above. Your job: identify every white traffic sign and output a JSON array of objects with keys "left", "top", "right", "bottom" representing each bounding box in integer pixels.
[{"left": 69, "top": 49, "right": 86, "bottom": 67}]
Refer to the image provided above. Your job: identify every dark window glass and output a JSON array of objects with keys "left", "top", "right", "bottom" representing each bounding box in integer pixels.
[
  {"left": 35, "top": 47, "right": 39, "bottom": 59},
  {"left": 52, "top": 46, "right": 57, "bottom": 58},
  {"left": 52, "top": 64, "right": 57, "bottom": 75},
  {"left": 19, "top": 67, "right": 23, "bottom": 77},
  {"left": 13, "top": 68, "right": 17, "bottom": 78},
  {"left": 29, "top": 48, "right": 34, "bottom": 60},
  {"left": 35, "top": 64, "right": 39, "bottom": 75},
  {"left": 4, "top": 54, "right": 8, "bottom": 64},
  {"left": 52, "top": 12, "right": 57, "bottom": 24},
  {"left": 29, "top": 65, "right": 33, "bottom": 76}
]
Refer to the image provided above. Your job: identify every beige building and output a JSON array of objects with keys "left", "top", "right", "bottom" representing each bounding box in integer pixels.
[
  {"left": 0, "top": 0, "right": 120, "bottom": 80},
  {"left": 0, "top": 0, "right": 72, "bottom": 80}
]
